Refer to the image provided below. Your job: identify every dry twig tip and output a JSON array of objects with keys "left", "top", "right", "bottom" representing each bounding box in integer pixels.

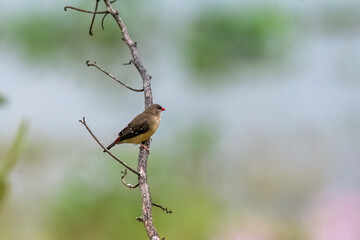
[{"left": 78, "top": 117, "right": 139, "bottom": 175}]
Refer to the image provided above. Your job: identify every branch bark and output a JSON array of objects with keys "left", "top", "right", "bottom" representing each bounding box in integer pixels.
[{"left": 102, "top": 1, "right": 159, "bottom": 239}]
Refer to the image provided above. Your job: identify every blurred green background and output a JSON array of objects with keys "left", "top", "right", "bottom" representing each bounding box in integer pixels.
[{"left": 1, "top": 0, "right": 360, "bottom": 239}]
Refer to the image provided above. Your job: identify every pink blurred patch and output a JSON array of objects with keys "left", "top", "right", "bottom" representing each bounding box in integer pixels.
[
  {"left": 219, "top": 217, "right": 277, "bottom": 240},
  {"left": 306, "top": 189, "right": 360, "bottom": 240}
]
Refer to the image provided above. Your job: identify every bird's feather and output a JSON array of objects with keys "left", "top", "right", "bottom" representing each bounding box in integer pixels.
[{"left": 118, "top": 115, "right": 150, "bottom": 142}]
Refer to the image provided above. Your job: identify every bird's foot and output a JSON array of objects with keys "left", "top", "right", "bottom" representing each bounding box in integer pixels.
[{"left": 139, "top": 143, "right": 149, "bottom": 151}]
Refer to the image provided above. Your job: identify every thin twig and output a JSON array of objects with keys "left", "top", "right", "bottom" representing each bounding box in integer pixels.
[
  {"left": 101, "top": 12, "right": 109, "bottom": 30},
  {"left": 64, "top": 6, "right": 107, "bottom": 14},
  {"left": 152, "top": 203, "right": 172, "bottom": 214},
  {"left": 121, "top": 169, "right": 139, "bottom": 189},
  {"left": 89, "top": 0, "right": 100, "bottom": 36},
  {"left": 86, "top": 60, "right": 144, "bottom": 92},
  {"left": 79, "top": 117, "right": 139, "bottom": 176}
]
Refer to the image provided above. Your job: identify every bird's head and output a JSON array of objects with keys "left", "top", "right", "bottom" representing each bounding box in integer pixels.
[{"left": 145, "top": 104, "right": 165, "bottom": 116}]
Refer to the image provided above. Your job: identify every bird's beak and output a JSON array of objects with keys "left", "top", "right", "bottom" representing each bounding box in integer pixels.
[{"left": 161, "top": 108, "right": 166, "bottom": 111}]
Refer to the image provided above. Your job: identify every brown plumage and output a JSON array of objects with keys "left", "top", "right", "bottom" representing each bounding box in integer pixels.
[{"left": 105, "top": 104, "right": 165, "bottom": 151}]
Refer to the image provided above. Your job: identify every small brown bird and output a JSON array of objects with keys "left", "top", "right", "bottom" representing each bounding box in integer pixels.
[{"left": 105, "top": 104, "right": 165, "bottom": 151}]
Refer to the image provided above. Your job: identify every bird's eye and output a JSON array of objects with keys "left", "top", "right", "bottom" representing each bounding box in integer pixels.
[{"left": 157, "top": 106, "right": 162, "bottom": 110}]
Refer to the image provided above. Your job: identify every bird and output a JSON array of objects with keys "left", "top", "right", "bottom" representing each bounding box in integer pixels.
[{"left": 104, "top": 104, "right": 165, "bottom": 152}]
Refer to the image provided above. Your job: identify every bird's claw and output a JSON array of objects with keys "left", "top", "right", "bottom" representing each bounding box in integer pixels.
[{"left": 140, "top": 143, "right": 149, "bottom": 151}]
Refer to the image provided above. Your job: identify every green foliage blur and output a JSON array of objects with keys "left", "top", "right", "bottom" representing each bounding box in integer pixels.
[
  {"left": 0, "top": 1, "right": 158, "bottom": 66},
  {"left": 0, "top": 121, "right": 28, "bottom": 208},
  {"left": 4, "top": 13, "right": 124, "bottom": 61},
  {"left": 47, "top": 170, "right": 218, "bottom": 240},
  {"left": 185, "top": 7, "right": 291, "bottom": 78},
  {"left": 0, "top": 94, "right": 5, "bottom": 107},
  {"left": 44, "top": 128, "right": 220, "bottom": 239}
]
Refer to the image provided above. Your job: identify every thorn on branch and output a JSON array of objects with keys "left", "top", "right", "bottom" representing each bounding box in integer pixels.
[
  {"left": 78, "top": 117, "right": 139, "bottom": 176},
  {"left": 121, "top": 169, "right": 139, "bottom": 189},
  {"left": 85, "top": 60, "right": 144, "bottom": 92},
  {"left": 123, "top": 60, "right": 133, "bottom": 66},
  {"left": 136, "top": 217, "right": 144, "bottom": 222},
  {"left": 152, "top": 203, "right": 173, "bottom": 214}
]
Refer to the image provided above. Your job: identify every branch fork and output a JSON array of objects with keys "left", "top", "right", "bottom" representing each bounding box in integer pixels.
[{"left": 86, "top": 60, "right": 144, "bottom": 92}]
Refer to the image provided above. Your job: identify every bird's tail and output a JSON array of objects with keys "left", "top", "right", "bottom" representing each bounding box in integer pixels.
[{"left": 104, "top": 137, "right": 120, "bottom": 152}]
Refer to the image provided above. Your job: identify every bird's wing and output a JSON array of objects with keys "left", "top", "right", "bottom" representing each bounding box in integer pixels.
[{"left": 118, "top": 116, "right": 149, "bottom": 141}]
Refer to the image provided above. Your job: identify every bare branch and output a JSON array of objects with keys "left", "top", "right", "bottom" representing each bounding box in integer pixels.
[
  {"left": 64, "top": 6, "right": 107, "bottom": 14},
  {"left": 152, "top": 203, "right": 172, "bottom": 214},
  {"left": 73, "top": 0, "right": 163, "bottom": 238},
  {"left": 137, "top": 141, "right": 160, "bottom": 240},
  {"left": 121, "top": 169, "right": 139, "bottom": 189},
  {"left": 79, "top": 117, "right": 139, "bottom": 176},
  {"left": 100, "top": 1, "right": 159, "bottom": 238},
  {"left": 86, "top": 60, "right": 144, "bottom": 92}
]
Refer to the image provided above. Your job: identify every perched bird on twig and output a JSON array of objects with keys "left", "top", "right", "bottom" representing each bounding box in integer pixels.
[{"left": 105, "top": 104, "right": 165, "bottom": 152}]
